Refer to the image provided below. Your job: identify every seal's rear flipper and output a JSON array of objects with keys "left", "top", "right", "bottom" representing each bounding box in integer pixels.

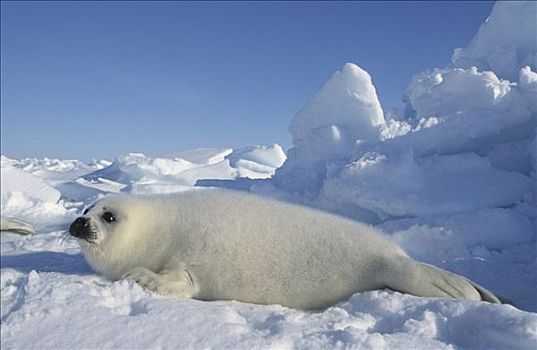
[
  {"left": 0, "top": 217, "right": 35, "bottom": 235},
  {"left": 385, "top": 259, "right": 501, "bottom": 303},
  {"left": 465, "top": 278, "right": 502, "bottom": 304}
]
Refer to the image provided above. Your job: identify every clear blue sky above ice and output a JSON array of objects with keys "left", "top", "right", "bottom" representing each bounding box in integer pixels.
[{"left": 1, "top": 1, "right": 494, "bottom": 161}]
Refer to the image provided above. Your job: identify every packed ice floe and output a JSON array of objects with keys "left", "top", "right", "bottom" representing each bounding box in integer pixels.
[{"left": 2, "top": 1, "right": 537, "bottom": 349}]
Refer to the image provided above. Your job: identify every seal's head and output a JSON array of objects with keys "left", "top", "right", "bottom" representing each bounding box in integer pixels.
[
  {"left": 69, "top": 195, "right": 171, "bottom": 278},
  {"left": 69, "top": 198, "right": 124, "bottom": 246}
]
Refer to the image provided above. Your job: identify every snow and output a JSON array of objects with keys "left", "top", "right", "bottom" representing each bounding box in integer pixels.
[{"left": 2, "top": 1, "right": 537, "bottom": 349}]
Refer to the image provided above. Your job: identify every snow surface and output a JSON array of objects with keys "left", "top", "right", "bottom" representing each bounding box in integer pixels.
[{"left": 2, "top": 1, "right": 537, "bottom": 349}]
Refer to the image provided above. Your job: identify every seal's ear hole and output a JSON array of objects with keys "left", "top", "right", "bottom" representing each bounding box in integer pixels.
[{"left": 101, "top": 212, "right": 117, "bottom": 224}]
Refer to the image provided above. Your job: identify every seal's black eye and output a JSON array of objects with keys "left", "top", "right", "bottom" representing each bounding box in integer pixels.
[{"left": 101, "top": 212, "right": 116, "bottom": 224}]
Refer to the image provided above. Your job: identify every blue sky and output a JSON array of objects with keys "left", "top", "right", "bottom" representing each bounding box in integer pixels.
[{"left": 1, "top": 1, "right": 494, "bottom": 161}]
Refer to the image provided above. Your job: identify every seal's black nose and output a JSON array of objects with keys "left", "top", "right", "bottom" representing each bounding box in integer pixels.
[{"left": 69, "top": 217, "right": 90, "bottom": 238}]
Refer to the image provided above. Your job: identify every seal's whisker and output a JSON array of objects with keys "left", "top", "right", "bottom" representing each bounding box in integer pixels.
[
  {"left": 59, "top": 231, "right": 75, "bottom": 246},
  {"left": 58, "top": 231, "right": 66, "bottom": 245}
]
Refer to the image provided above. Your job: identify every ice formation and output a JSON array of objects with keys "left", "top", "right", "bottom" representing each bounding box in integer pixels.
[
  {"left": 289, "top": 63, "right": 385, "bottom": 146},
  {"left": 451, "top": 1, "right": 536, "bottom": 81},
  {"left": 275, "top": 63, "right": 385, "bottom": 195},
  {"left": 274, "top": 2, "right": 536, "bottom": 224}
]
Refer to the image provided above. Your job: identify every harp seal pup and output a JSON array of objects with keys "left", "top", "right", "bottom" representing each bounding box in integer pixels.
[{"left": 69, "top": 189, "right": 501, "bottom": 309}]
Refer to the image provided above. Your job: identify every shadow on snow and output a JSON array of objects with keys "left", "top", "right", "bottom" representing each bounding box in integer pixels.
[{"left": 1, "top": 251, "right": 94, "bottom": 276}]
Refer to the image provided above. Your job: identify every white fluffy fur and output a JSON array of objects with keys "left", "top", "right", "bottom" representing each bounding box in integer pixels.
[{"left": 78, "top": 189, "right": 500, "bottom": 309}]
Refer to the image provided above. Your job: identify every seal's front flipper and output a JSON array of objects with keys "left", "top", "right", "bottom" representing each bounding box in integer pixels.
[
  {"left": 123, "top": 266, "right": 199, "bottom": 299},
  {"left": 384, "top": 259, "right": 501, "bottom": 303}
]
